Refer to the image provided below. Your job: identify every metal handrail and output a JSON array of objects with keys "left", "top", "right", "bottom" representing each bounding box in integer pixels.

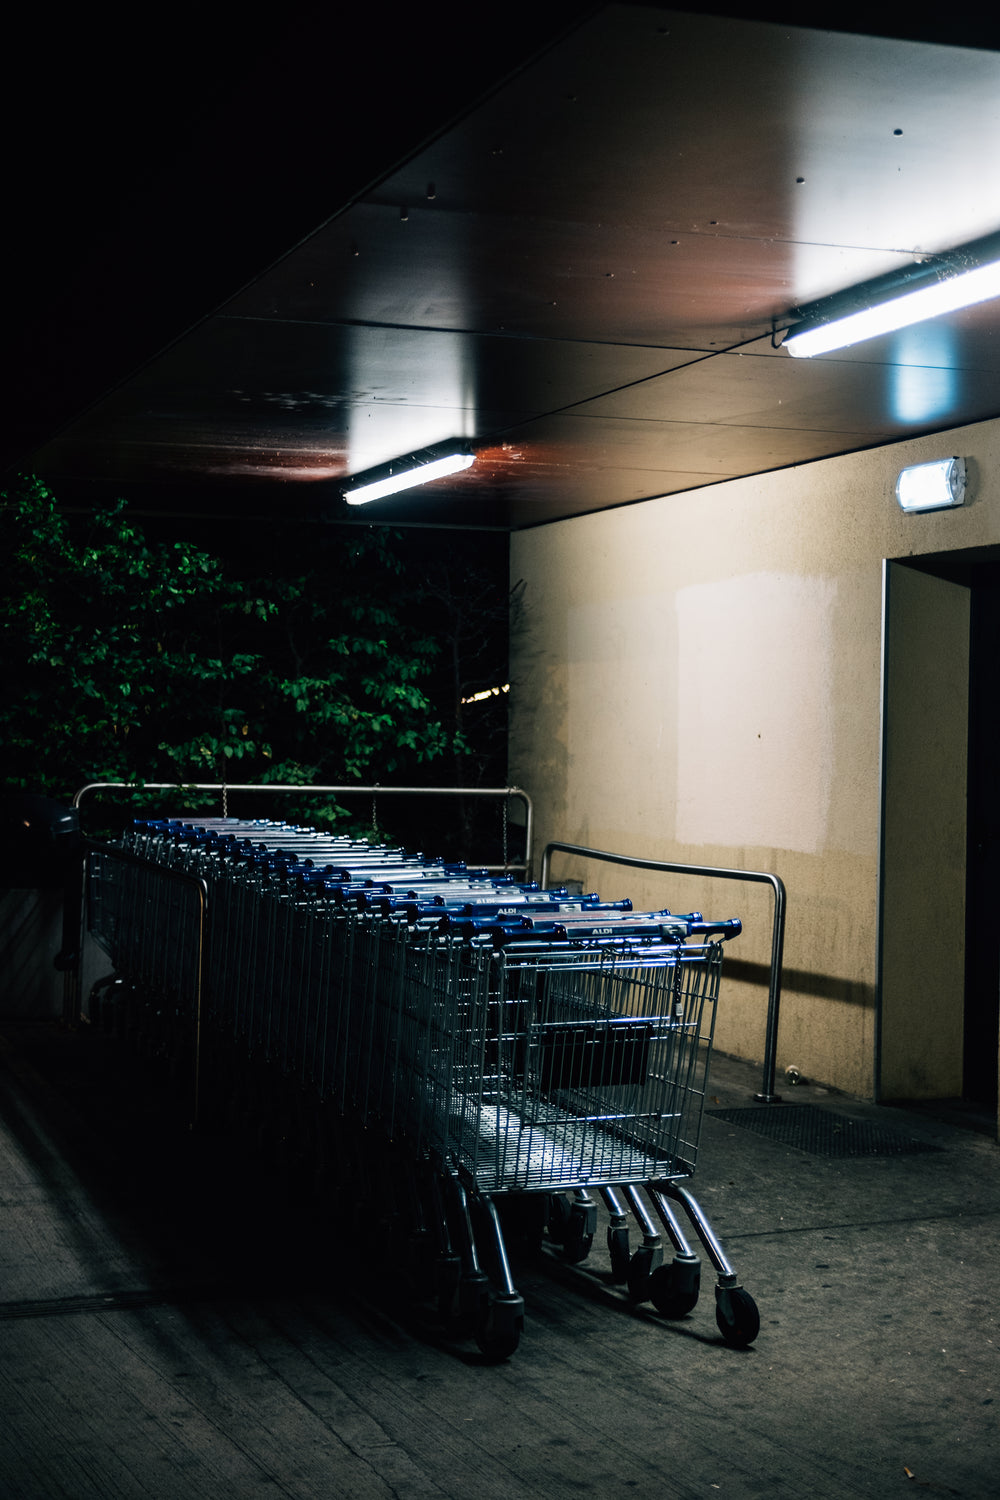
[
  {"left": 540, "top": 840, "right": 787, "bottom": 1103},
  {"left": 73, "top": 782, "right": 533, "bottom": 878}
]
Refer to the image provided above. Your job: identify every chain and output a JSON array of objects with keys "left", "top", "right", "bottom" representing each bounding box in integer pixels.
[
  {"left": 502, "top": 790, "right": 509, "bottom": 873},
  {"left": 222, "top": 779, "right": 228, "bottom": 819},
  {"left": 371, "top": 786, "right": 379, "bottom": 843}
]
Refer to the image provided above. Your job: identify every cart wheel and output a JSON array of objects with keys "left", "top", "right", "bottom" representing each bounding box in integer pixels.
[
  {"left": 475, "top": 1327, "right": 520, "bottom": 1361},
  {"left": 497, "top": 1194, "right": 545, "bottom": 1258},
  {"left": 560, "top": 1199, "right": 595, "bottom": 1263},
  {"left": 474, "top": 1321, "right": 521, "bottom": 1361},
  {"left": 474, "top": 1296, "right": 523, "bottom": 1362},
  {"left": 457, "top": 1272, "right": 491, "bottom": 1337},
  {"left": 546, "top": 1194, "right": 593, "bottom": 1261},
  {"left": 626, "top": 1242, "right": 662, "bottom": 1303},
  {"left": 648, "top": 1260, "right": 700, "bottom": 1319},
  {"left": 435, "top": 1254, "right": 462, "bottom": 1324},
  {"left": 607, "top": 1225, "right": 631, "bottom": 1283},
  {"left": 715, "top": 1287, "right": 760, "bottom": 1348},
  {"left": 546, "top": 1193, "right": 570, "bottom": 1243}
]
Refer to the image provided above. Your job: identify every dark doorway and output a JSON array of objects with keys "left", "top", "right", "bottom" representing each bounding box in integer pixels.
[
  {"left": 896, "top": 545, "right": 1000, "bottom": 1120},
  {"left": 965, "top": 562, "right": 1000, "bottom": 1111}
]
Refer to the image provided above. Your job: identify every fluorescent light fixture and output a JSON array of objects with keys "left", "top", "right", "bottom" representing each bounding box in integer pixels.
[
  {"left": 895, "top": 456, "right": 966, "bottom": 513},
  {"left": 783, "top": 234, "right": 1000, "bottom": 358},
  {"left": 341, "top": 441, "right": 475, "bottom": 505}
]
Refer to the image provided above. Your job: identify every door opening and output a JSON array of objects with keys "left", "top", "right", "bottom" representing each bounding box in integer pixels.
[
  {"left": 964, "top": 562, "right": 1000, "bottom": 1114},
  {"left": 880, "top": 545, "right": 1000, "bottom": 1132}
]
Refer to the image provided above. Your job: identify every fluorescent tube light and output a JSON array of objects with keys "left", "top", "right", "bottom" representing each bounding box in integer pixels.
[
  {"left": 341, "top": 442, "right": 475, "bottom": 505},
  {"left": 783, "top": 237, "right": 1000, "bottom": 358},
  {"left": 895, "top": 456, "right": 966, "bottom": 513}
]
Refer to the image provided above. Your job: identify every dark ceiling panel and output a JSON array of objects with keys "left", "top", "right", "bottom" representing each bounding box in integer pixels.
[
  {"left": 202, "top": 317, "right": 700, "bottom": 415},
  {"left": 4, "top": 0, "right": 591, "bottom": 473},
  {"left": 26, "top": 5, "right": 1000, "bottom": 530},
  {"left": 225, "top": 202, "right": 802, "bottom": 349},
  {"left": 493, "top": 410, "right": 880, "bottom": 484},
  {"left": 574, "top": 342, "right": 1000, "bottom": 438},
  {"left": 380, "top": 8, "right": 1000, "bottom": 256}
]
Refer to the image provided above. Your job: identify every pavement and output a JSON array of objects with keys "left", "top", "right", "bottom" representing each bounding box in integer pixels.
[{"left": 0, "top": 1020, "right": 997, "bottom": 1500}]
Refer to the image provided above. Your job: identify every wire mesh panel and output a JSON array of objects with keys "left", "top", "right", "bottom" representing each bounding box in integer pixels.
[
  {"left": 90, "top": 820, "right": 734, "bottom": 1188},
  {"left": 82, "top": 816, "right": 766, "bottom": 1355},
  {"left": 410, "top": 940, "right": 724, "bottom": 1192},
  {"left": 87, "top": 846, "right": 206, "bottom": 1023}
]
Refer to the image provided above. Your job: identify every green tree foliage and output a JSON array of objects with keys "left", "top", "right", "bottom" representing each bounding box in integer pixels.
[{"left": 0, "top": 477, "right": 463, "bottom": 817}]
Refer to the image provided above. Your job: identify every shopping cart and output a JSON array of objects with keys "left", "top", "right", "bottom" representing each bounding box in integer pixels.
[
  {"left": 86, "top": 815, "right": 758, "bottom": 1358},
  {"left": 369, "top": 918, "right": 754, "bottom": 1356},
  {"left": 86, "top": 843, "right": 208, "bottom": 1074}
]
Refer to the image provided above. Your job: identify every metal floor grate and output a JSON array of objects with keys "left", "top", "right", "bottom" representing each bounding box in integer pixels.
[{"left": 706, "top": 1103, "right": 945, "bottom": 1158}]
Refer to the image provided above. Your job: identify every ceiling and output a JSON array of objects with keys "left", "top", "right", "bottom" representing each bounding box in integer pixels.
[{"left": 18, "top": 3, "right": 1000, "bottom": 531}]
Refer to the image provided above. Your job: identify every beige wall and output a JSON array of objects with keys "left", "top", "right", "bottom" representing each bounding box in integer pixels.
[{"left": 510, "top": 419, "right": 1000, "bottom": 1099}]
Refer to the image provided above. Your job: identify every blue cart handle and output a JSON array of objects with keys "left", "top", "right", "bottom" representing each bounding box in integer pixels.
[{"left": 686, "top": 917, "right": 742, "bottom": 941}]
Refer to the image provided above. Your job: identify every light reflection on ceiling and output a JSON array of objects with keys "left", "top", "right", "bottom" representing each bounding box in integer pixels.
[{"left": 28, "top": 6, "right": 1000, "bottom": 531}]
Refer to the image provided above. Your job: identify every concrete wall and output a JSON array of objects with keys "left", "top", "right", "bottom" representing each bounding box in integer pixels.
[{"left": 510, "top": 418, "right": 1000, "bottom": 1100}]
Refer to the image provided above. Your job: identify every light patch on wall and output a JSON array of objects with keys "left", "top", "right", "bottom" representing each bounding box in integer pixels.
[
  {"left": 676, "top": 573, "right": 836, "bottom": 854},
  {"left": 566, "top": 594, "right": 675, "bottom": 838}
]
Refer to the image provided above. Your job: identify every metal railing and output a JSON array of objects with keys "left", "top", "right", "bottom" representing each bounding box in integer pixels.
[
  {"left": 540, "top": 841, "right": 787, "bottom": 1103},
  {"left": 73, "top": 782, "right": 533, "bottom": 878}
]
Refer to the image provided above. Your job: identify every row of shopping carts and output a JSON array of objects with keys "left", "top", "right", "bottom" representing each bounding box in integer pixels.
[{"left": 85, "top": 815, "right": 760, "bottom": 1358}]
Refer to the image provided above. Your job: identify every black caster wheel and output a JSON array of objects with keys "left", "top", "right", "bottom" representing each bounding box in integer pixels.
[
  {"left": 435, "top": 1254, "right": 462, "bottom": 1324},
  {"left": 474, "top": 1295, "right": 524, "bottom": 1362},
  {"left": 562, "top": 1224, "right": 594, "bottom": 1264},
  {"left": 497, "top": 1194, "right": 546, "bottom": 1259},
  {"left": 626, "top": 1242, "right": 663, "bottom": 1303},
  {"left": 451, "top": 1272, "right": 490, "bottom": 1337},
  {"left": 475, "top": 1324, "right": 521, "bottom": 1361},
  {"left": 716, "top": 1286, "right": 760, "bottom": 1348},
  {"left": 547, "top": 1193, "right": 570, "bottom": 1242},
  {"left": 548, "top": 1194, "right": 595, "bottom": 1263},
  {"left": 648, "top": 1256, "right": 701, "bottom": 1319},
  {"left": 607, "top": 1224, "right": 631, "bottom": 1283}
]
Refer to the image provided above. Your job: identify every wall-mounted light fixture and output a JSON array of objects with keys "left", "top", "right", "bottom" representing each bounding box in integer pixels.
[
  {"left": 341, "top": 440, "right": 475, "bottom": 505},
  {"left": 895, "top": 456, "right": 966, "bottom": 513},
  {"left": 782, "top": 233, "right": 1000, "bottom": 358}
]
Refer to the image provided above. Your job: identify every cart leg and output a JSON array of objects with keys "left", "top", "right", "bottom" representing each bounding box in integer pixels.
[
  {"left": 426, "top": 1166, "right": 463, "bottom": 1323},
  {"left": 650, "top": 1179, "right": 760, "bottom": 1347},
  {"left": 600, "top": 1186, "right": 631, "bottom": 1283},
  {"left": 644, "top": 1185, "right": 701, "bottom": 1318},
  {"left": 440, "top": 1171, "right": 490, "bottom": 1334},
  {"left": 473, "top": 1196, "right": 524, "bottom": 1361},
  {"left": 622, "top": 1184, "right": 664, "bottom": 1302}
]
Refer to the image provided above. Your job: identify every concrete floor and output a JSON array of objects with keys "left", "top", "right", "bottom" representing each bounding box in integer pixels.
[{"left": 0, "top": 1021, "right": 997, "bottom": 1499}]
